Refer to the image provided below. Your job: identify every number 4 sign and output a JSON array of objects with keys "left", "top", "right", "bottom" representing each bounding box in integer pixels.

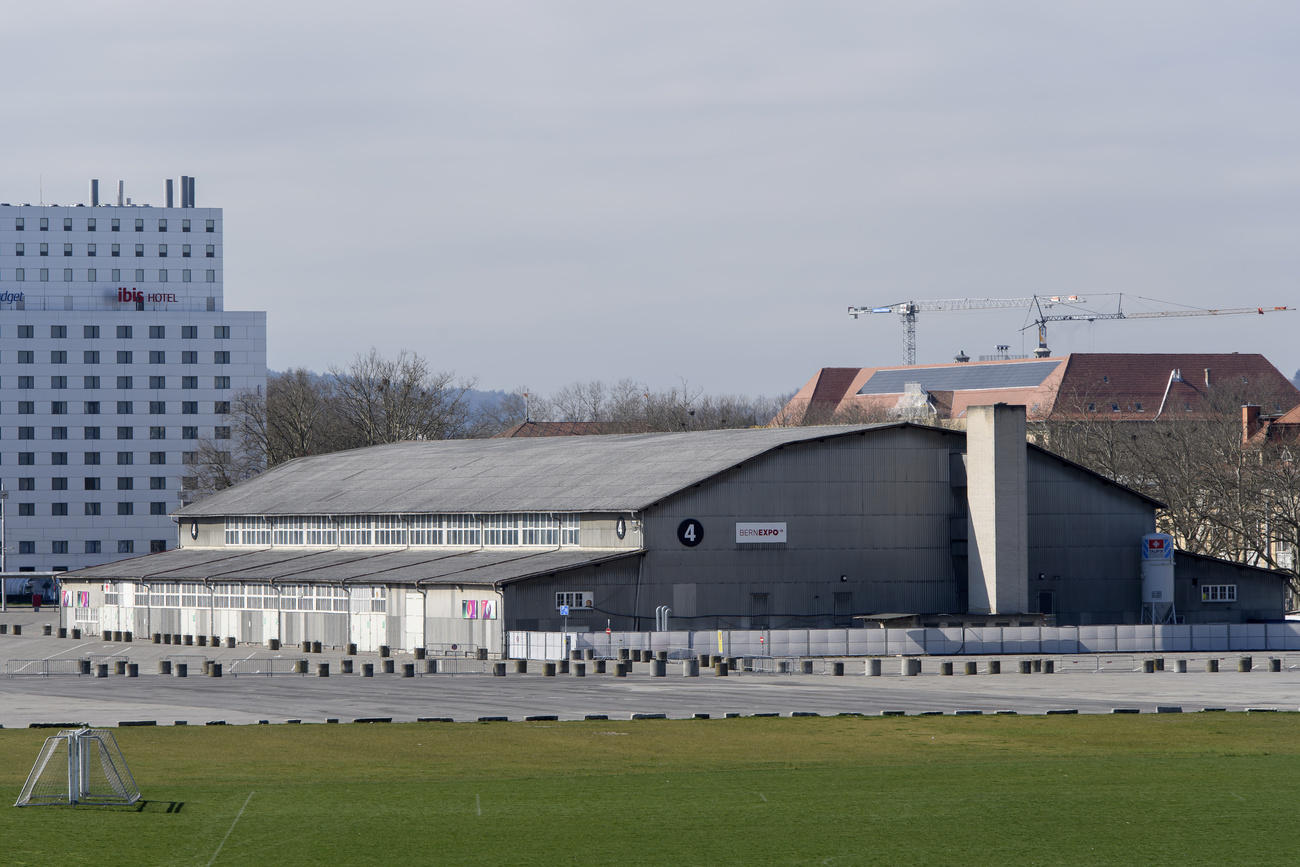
[{"left": 677, "top": 519, "right": 703, "bottom": 547}]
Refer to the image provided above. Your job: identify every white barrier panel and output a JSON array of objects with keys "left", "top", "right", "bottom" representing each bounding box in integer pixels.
[{"left": 505, "top": 622, "right": 1300, "bottom": 659}]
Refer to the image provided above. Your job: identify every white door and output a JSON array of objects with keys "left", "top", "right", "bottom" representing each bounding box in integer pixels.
[{"left": 403, "top": 591, "right": 423, "bottom": 651}]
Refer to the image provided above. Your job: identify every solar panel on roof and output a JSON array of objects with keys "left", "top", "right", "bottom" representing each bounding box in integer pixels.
[{"left": 858, "top": 360, "right": 1060, "bottom": 395}]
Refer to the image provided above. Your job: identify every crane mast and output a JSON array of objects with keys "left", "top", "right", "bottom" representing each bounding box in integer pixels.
[{"left": 849, "top": 294, "right": 1292, "bottom": 366}]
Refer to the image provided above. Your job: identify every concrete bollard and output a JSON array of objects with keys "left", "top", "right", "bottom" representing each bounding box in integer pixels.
[
  {"left": 172, "top": 634, "right": 181, "bottom": 645},
  {"left": 125, "top": 631, "right": 133, "bottom": 642},
  {"left": 1177, "top": 659, "right": 1188, "bottom": 673},
  {"left": 114, "top": 660, "right": 127, "bottom": 675},
  {"left": 620, "top": 648, "right": 631, "bottom": 661},
  {"left": 940, "top": 661, "right": 953, "bottom": 676},
  {"left": 544, "top": 662, "right": 557, "bottom": 677},
  {"left": 514, "top": 660, "right": 528, "bottom": 674},
  {"left": 382, "top": 659, "right": 395, "bottom": 674},
  {"left": 318, "top": 663, "right": 330, "bottom": 677},
  {"left": 163, "top": 633, "right": 172, "bottom": 645},
  {"left": 58, "top": 627, "right": 67, "bottom": 639},
  {"left": 102, "top": 630, "right": 112, "bottom": 641},
  {"left": 294, "top": 659, "right": 308, "bottom": 674},
  {"left": 210, "top": 663, "right": 223, "bottom": 678},
  {"left": 72, "top": 628, "right": 82, "bottom": 639},
  {"left": 631, "top": 649, "right": 643, "bottom": 662},
  {"left": 574, "top": 663, "right": 586, "bottom": 677},
  {"left": 727, "top": 657, "right": 740, "bottom": 671},
  {"left": 585, "top": 648, "right": 595, "bottom": 660},
  {"left": 0, "top": 624, "right": 6, "bottom": 634},
  {"left": 710, "top": 655, "right": 722, "bottom": 666},
  {"left": 114, "top": 630, "right": 124, "bottom": 642},
  {"left": 362, "top": 663, "right": 374, "bottom": 677},
  {"left": 570, "top": 649, "right": 582, "bottom": 661},
  {"left": 226, "top": 637, "right": 235, "bottom": 649},
  {"left": 902, "top": 658, "right": 921, "bottom": 676},
  {"left": 268, "top": 638, "right": 280, "bottom": 650},
  {"left": 1207, "top": 659, "right": 1219, "bottom": 673},
  {"left": 1044, "top": 660, "right": 1054, "bottom": 674},
  {"left": 341, "top": 659, "right": 354, "bottom": 674},
  {"left": 175, "top": 663, "right": 188, "bottom": 678},
  {"left": 559, "top": 660, "right": 570, "bottom": 674},
  {"left": 1032, "top": 659, "right": 1042, "bottom": 673},
  {"left": 801, "top": 660, "right": 814, "bottom": 675},
  {"left": 832, "top": 662, "right": 845, "bottom": 677},
  {"left": 650, "top": 659, "right": 666, "bottom": 677},
  {"left": 1019, "top": 660, "right": 1033, "bottom": 675},
  {"left": 209, "top": 635, "right": 220, "bottom": 648},
  {"left": 153, "top": 632, "right": 162, "bottom": 644},
  {"left": 494, "top": 662, "right": 507, "bottom": 676},
  {"left": 779, "top": 660, "right": 791, "bottom": 673},
  {"left": 964, "top": 661, "right": 978, "bottom": 675},
  {"left": 867, "top": 658, "right": 882, "bottom": 677},
  {"left": 127, "top": 663, "right": 138, "bottom": 678},
  {"left": 402, "top": 663, "right": 415, "bottom": 678},
  {"left": 616, "top": 662, "right": 628, "bottom": 677},
  {"left": 1270, "top": 658, "right": 1282, "bottom": 673},
  {"left": 595, "top": 660, "right": 607, "bottom": 674},
  {"left": 415, "top": 647, "right": 426, "bottom": 660},
  {"left": 159, "top": 660, "right": 172, "bottom": 675},
  {"left": 312, "top": 641, "right": 323, "bottom": 654},
  {"left": 1239, "top": 656, "right": 1253, "bottom": 672},
  {"left": 347, "top": 643, "right": 357, "bottom": 655},
  {"left": 96, "top": 663, "right": 109, "bottom": 678},
  {"left": 714, "top": 662, "right": 728, "bottom": 677},
  {"left": 425, "top": 660, "right": 438, "bottom": 674},
  {"left": 379, "top": 645, "right": 390, "bottom": 658},
  {"left": 301, "top": 640, "right": 312, "bottom": 652},
  {"left": 1155, "top": 657, "right": 1165, "bottom": 671},
  {"left": 683, "top": 659, "right": 700, "bottom": 677},
  {"left": 204, "top": 660, "right": 214, "bottom": 676},
  {"left": 698, "top": 654, "right": 712, "bottom": 669},
  {"left": 989, "top": 660, "right": 1001, "bottom": 674},
  {"left": 477, "top": 648, "right": 489, "bottom": 661},
  {"left": 77, "top": 659, "right": 91, "bottom": 675},
  {"left": 184, "top": 634, "right": 193, "bottom": 646},
  {"left": 43, "top": 624, "right": 52, "bottom": 636},
  {"left": 198, "top": 635, "right": 208, "bottom": 647},
  {"left": 658, "top": 650, "right": 669, "bottom": 663}
]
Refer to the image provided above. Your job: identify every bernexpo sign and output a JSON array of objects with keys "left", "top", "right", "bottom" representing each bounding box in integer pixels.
[{"left": 735, "top": 522, "right": 788, "bottom": 544}]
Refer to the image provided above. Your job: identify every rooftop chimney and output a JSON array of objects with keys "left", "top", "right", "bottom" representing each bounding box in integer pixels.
[
  {"left": 89, "top": 179, "right": 99, "bottom": 207},
  {"left": 954, "top": 349, "right": 970, "bottom": 363},
  {"left": 1242, "top": 405, "right": 1263, "bottom": 445},
  {"left": 1204, "top": 368, "right": 1212, "bottom": 387},
  {"left": 180, "top": 175, "right": 190, "bottom": 208},
  {"left": 116, "top": 180, "right": 124, "bottom": 207},
  {"left": 165, "top": 179, "right": 174, "bottom": 208}
]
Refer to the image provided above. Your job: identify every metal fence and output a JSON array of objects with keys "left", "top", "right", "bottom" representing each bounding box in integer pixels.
[{"left": 3, "top": 658, "right": 87, "bottom": 677}]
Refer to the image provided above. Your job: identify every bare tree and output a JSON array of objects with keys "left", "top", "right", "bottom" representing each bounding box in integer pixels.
[{"left": 330, "top": 348, "right": 476, "bottom": 446}]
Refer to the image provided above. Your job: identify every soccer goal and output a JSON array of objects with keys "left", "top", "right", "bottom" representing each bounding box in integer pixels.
[{"left": 15, "top": 728, "right": 141, "bottom": 807}]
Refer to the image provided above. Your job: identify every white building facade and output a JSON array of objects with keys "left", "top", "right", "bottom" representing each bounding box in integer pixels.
[{"left": 0, "top": 177, "right": 266, "bottom": 573}]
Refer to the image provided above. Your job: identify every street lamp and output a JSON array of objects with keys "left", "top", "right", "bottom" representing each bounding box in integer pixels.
[{"left": 0, "top": 488, "right": 8, "bottom": 612}]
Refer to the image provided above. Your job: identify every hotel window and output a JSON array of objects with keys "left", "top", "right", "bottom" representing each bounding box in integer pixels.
[
  {"left": 134, "top": 218, "right": 144, "bottom": 233},
  {"left": 214, "top": 325, "right": 230, "bottom": 339},
  {"left": 134, "top": 244, "right": 144, "bottom": 257},
  {"left": 111, "top": 243, "right": 120, "bottom": 257},
  {"left": 117, "top": 325, "right": 132, "bottom": 338},
  {"left": 87, "top": 218, "right": 96, "bottom": 232},
  {"left": 18, "top": 400, "right": 33, "bottom": 412},
  {"left": 84, "top": 477, "right": 101, "bottom": 491},
  {"left": 50, "top": 375, "right": 66, "bottom": 388},
  {"left": 84, "top": 351, "right": 99, "bottom": 364},
  {"left": 182, "top": 426, "right": 198, "bottom": 439},
  {"left": 112, "top": 269, "right": 120, "bottom": 280},
  {"left": 182, "top": 244, "right": 191, "bottom": 258},
  {"left": 116, "top": 375, "right": 133, "bottom": 389},
  {"left": 205, "top": 219, "right": 215, "bottom": 233},
  {"left": 117, "top": 541, "right": 134, "bottom": 554},
  {"left": 52, "top": 504, "right": 69, "bottom": 517},
  {"left": 52, "top": 452, "right": 68, "bottom": 465},
  {"left": 17, "top": 427, "right": 34, "bottom": 439},
  {"left": 182, "top": 351, "right": 197, "bottom": 364},
  {"left": 14, "top": 217, "right": 23, "bottom": 230},
  {"left": 85, "top": 503, "right": 101, "bottom": 517},
  {"left": 84, "top": 428, "right": 100, "bottom": 441},
  {"left": 149, "top": 452, "right": 166, "bottom": 465},
  {"left": 39, "top": 269, "right": 48, "bottom": 281},
  {"left": 206, "top": 270, "right": 215, "bottom": 283},
  {"left": 135, "top": 269, "right": 144, "bottom": 281},
  {"left": 18, "top": 453, "right": 34, "bottom": 465},
  {"left": 84, "top": 401, "right": 100, "bottom": 414},
  {"left": 182, "top": 325, "right": 197, "bottom": 339},
  {"left": 214, "top": 351, "right": 230, "bottom": 364},
  {"left": 182, "top": 219, "right": 190, "bottom": 232},
  {"left": 18, "top": 541, "right": 34, "bottom": 553},
  {"left": 117, "top": 351, "right": 132, "bottom": 363},
  {"left": 150, "top": 401, "right": 166, "bottom": 414},
  {"left": 17, "top": 376, "right": 32, "bottom": 388},
  {"left": 159, "top": 269, "right": 167, "bottom": 283},
  {"left": 18, "top": 350, "right": 33, "bottom": 363},
  {"left": 214, "top": 401, "right": 230, "bottom": 414},
  {"left": 17, "top": 324, "right": 33, "bottom": 338},
  {"left": 118, "top": 502, "right": 134, "bottom": 516},
  {"left": 51, "top": 350, "right": 67, "bottom": 364},
  {"left": 182, "top": 401, "right": 198, "bottom": 414},
  {"left": 14, "top": 243, "right": 23, "bottom": 256},
  {"left": 14, "top": 268, "right": 23, "bottom": 281},
  {"left": 51, "top": 427, "right": 68, "bottom": 440},
  {"left": 40, "top": 217, "right": 48, "bottom": 231},
  {"left": 85, "top": 540, "right": 101, "bottom": 552},
  {"left": 158, "top": 219, "right": 167, "bottom": 232},
  {"left": 19, "top": 503, "right": 34, "bottom": 516},
  {"left": 116, "top": 427, "right": 133, "bottom": 440},
  {"left": 51, "top": 401, "right": 67, "bottom": 414},
  {"left": 84, "top": 325, "right": 100, "bottom": 338},
  {"left": 148, "top": 325, "right": 165, "bottom": 339},
  {"left": 150, "top": 351, "right": 165, "bottom": 364},
  {"left": 87, "top": 269, "right": 96, "bottom": 281},
  {"left": 51, "top": 476, "right": 68, "bottom": 490},
  {"left": 18, "top": 478, "right": 34, "bottom": 491},
  {"left": 116, "top": 401, "right": 133, "bottom": 414},
  {"left": 111, "top": 218, "right": 120, "bottom": 232},
  {"left": 149, "top": 375, "right": 165, "bottom": 388},
  {"left": 63, "top": 243, "right": 72, "bottom": 256},
  {"left": 150, "top": 502, "right": 167, "bottom": 516},
  {"left": 150, "top": 474, "right": 166, "bottom": 487},
  {"left": 214, "top": 426, "right": 231, "bottom": 440},
  {"left": 88, "top": 243, "right": 96, "bottom": 257},
  {"left": 52, "top": 540, "right": 68, "bottom": 553},
  {"left": 117, "top": 476, "right": 133, "bottom": 489},
  {"left": 50, "top": 325, "right": 66, "bottom": 338},
  {"left": 63, "top": 268, "right": 72, "bottom": 281},
  {"left": 40, "top": 242, "right": 48, "bottom": 256},
  {"left": 206, "top": 244, "right": 215, "bottom": 258},
  {"left": 214, "top": 376, "right": 230, "bottom": 389},
  {"left": 182, "top": 269, "right": 191, "bottom": 282},
  {"left": 182, "top": 376, "right": 198, "bottom": 389},
  {"left": 63, "top": 217, "right": 72, "bottom": 231}
]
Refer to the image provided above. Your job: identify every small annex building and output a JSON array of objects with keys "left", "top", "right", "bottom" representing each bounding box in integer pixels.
[{"left": 58, "top": 406, "right": 1287, "bottom": 654}]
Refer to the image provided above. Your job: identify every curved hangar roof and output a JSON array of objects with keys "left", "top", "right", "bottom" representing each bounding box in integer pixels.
[{"left": 175, "top": 424, "right": 889, "bottom": 518}]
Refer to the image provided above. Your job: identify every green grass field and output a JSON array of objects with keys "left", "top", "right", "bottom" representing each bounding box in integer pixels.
[{"left": 1, "top": 714, "right": 1297, "bottom": 865}]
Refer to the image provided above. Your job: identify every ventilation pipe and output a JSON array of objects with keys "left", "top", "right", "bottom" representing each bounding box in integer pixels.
[
  {"left": 89, "top": 179, "right": 99, "bottom": 207},
  {"left": 116, "top": 180, "right": 124, "bottom": 207},
  {"left": 165, "top": 179, "right": 174, "bottom": 208}
]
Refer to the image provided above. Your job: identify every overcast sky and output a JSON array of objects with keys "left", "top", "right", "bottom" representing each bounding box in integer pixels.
[{"left": 6, "top": 2, "right": 1299, "bottom": 397}]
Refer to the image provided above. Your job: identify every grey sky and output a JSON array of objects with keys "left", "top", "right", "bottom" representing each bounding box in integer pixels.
[{"left": 7, "top": 2, "right": 1299, "bottom": 396}]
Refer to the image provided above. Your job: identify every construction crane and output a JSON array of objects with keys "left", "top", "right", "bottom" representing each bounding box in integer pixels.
[
  {"left": 847, "top": 296, "right": 1084, "bottom": 366},
  {"left": 1021, "top": 294, "right": 1293, "bottom": 358}
]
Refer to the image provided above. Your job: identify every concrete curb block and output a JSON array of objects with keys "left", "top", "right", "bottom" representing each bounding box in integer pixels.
[
  {"left": 724, "top": 712, "right": 741, "bottom": 719},
  {"left": 693, "top": 713, "right": 710, "bottom": 719},
  {"left": 477, "top": 716, "right": 508, "bottom": 722},
  {"left": 881, "top": 710, "right": 905, "bottom": 717},
  {"left": 354, "top": 717, "right": 393, "bottom": 723},
  {"left": 1201, "top": 707, "right": 1227, "bottom": 712},
  {"left": 837, "top": 712, "right": 866, "bottom": 718},
  {"left": 525, "top": 715, "right": 559, "bottom": 722},
  {"left": 955, "top": 710, "right": 982, "bottom": 716},
  {"left": 630, "top": 713, "right": 667, "bottom": 720},
  {"left": 206, "top": 720, "right": 226, "bottom": 726},
  {"left": 31, "top": 722, "right": 87, "bottom": 729},
  {"left": 1046, "top": 709, "right": 1078, "bottom": 715},
  {"left": 584, "top": 714, "right": 608, "bottom": 721},
  {"left": 790, "top": 712, "right": 819, "bottom": 717},
  {"left": 118, "top": 720, "right": 156, "bottom": 727},
  {"left": 995, "top": 710, "right": 1018, "bottom": 715},
  {"left": 417, "top": 717, "right": 454, "bottom": 723},
  {"left": 1111, "top": 708, "right": 1140, "bottom": 714},
  {"left": 750, "top": 712, "right": 779, "bottom": 718},
  {"left": 917, "top": 711, "right": 944, "bottom": 716},
  {"left": 1156, "top": 706, "right": 1182, "bottom": 714},
  {"left": 1247, "top": 707, "right": 1278, "bottom": 713}
]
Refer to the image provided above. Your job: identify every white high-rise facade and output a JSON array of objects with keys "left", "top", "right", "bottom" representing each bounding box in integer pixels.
[{"left": 0, "top": 177, "right": 266, "bottom": 573}]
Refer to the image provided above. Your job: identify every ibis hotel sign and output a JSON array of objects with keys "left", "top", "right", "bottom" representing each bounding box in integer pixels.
[
  {"left": 735, "top": 522, "right": 787, "bottom": 544},
  {"left": 118, "top": 287, "right": 179, "bottom": 304}
]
